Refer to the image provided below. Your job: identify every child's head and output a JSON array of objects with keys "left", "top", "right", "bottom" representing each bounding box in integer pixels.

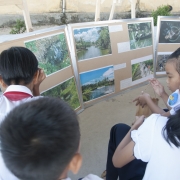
[
  {"left": 165, "top": 47, "right": 180, "bottom": 92},
  {"left": 0, "top": 47, "right": 38, "bottom": 87},
  {"left": 0, "top": 97, "right": 82, "bottom": 180}
]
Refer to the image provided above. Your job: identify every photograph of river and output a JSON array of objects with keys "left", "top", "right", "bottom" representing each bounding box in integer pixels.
[
  {"left": 25, "top": 33, "right": 71, "bottom": 76},
  {"left": 159, "top": 21, "right": 180, "bottom": 43},
  {"left": 80, "top": 65, "right": 114, "bottom": 102},
  {"left": 132, "top": 59, "right": 153, "bottom": 81},
  {"left": 156, "top": 54, "right": 170, "bottom": 72},
  {"left": 74, "top": 26, "right": 112, "bottom": 61},
  {"left": 128, "top": 22, "right": 152, "bottom": 50},
  {"left": 41, "top": 77, "right": 80, "bottom": 110}
]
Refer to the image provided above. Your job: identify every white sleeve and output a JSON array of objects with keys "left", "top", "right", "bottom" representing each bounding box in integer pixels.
[
  {"left": 82, "top": 174, "right": 103, "bottom": 180},
  {"left": 131, "top": 114, "right": 159, "bottom": 162}
]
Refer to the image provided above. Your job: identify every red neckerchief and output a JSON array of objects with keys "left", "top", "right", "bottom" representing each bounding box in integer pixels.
[{"left": 3, "top": 91, "right": 33, "bottom": 101}]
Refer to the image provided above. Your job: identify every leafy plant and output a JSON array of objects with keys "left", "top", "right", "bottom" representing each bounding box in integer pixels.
[
  {"left": 10, "top": 19, "right": 26, "bottom": 34},
  {"left": 151, "top": 5, "right": 172, "bottom": 26}
]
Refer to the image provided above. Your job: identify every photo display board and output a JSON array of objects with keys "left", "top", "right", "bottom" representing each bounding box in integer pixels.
[
  {"left": 156, "top": 16, "right": 180, "bottom": 76},
  {"left": 0, "top": 26, "right": 82, "bottom": 112},
  {"left": 68, "top": 18, "right": 154, "bottom": 106}
]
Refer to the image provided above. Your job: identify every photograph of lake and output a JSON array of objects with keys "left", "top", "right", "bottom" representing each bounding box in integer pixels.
[
  {"left": 156, "top": 54, "right": 170, "bottom": 72},
  {"left": 74, "top": 26, "right": 112, "bottom": 61},
  {"left": 132, "top": 59, "right": 153, "bottom": 81},
  {"left": 128, "top": 22, "right": 152, "bottom": 50},
  {"left": 159, "top": 21, "right": 180, "bottom": 43},
  {"left": 25, "top": 33, "right": 71, "bottom": 76},
  {"left": 41, "top": 77, "right": 80, "bottom": 110},
  {"left": 80, "top": 65, "right": 115, "bottom": 102}
]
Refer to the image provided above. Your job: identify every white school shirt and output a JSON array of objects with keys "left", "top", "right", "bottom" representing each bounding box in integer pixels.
[
  {"left": 0, "top": 85, "right": 41, "bottom": 180},
  {"left": 167, "top": 89, "right": 180, "bottom": 115},
  {"left": 131, "top": 114, "right": 180, "bottom": 180},
  {"left": 63, "top": 175, "right": 103, "bottom": 180}
]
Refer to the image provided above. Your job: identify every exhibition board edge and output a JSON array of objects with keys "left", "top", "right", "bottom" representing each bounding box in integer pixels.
[
  {"left": 67, "top": 18, "right": 155, "bottom": 107},
  {"left": 0, "top": 25, "right": 84, "bottom": 113},
  {"left": 155, "top": 16, "right": 180, "bottom": 78}
]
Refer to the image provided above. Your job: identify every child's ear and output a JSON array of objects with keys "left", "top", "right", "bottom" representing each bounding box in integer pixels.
[
  {"left": 0, "top": 76, "right": 7, "bottom": 89},
  {"left": 32, "top": 69, "right": 39, "bottom": 85},
  {"left": 68, "top": 153, "right": 82, "bottom": 174}
]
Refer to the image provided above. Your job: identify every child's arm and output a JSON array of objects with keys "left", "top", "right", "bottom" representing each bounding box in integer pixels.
[
  {"left": 161, "top": 111, "right": 171, "bottom": 117},
  {"left": 134, "top": 92, "right": 165, "bottom": 114},
  {"left": 113, "top": 116, "right": 145, "bottom": 168},
  {"left": 149, "top": 78, "right": 169, "bottom": 109},
  {"left": 33, "top": 69, "right": 46, "bottom": 96}
]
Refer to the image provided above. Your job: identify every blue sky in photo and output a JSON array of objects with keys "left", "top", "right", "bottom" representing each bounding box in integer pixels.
[
  {"left": 74, "top": 26, "right": 106, "bottom": 43},
  {"left": 80, "top": 66, "right": 114, "bottom": 86}
]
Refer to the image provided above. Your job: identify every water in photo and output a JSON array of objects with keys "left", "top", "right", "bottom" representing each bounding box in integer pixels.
[
  {"left": 132, "top": 59, "right": 153, "bottom": 81},
  {"left": 41, "top": 77, "right": 80, "bottom": 110},
  {"left": 128, "top": 22, "right": 152, "bottom": 50},
  {"left": 80, "top": 65, "right": 115, "bottom": 102},
  {"left": 25, "top": 33, "right": 71, "bottom": 76},
  {"left": 74, "top": 26, "right": 112, "bottom": 61}
]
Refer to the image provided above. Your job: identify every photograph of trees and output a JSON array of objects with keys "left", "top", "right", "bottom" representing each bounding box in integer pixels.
[
  {"left": 156, "top": 54, "right": 170, "bottom": 72},
  {"left": 159, "top": 21, "right": 180, "bottom": 43},
  {"left": 41, "top": 77, "right": 80, "bottom": 110},
  {"left": 25, "top": 33, "right": 71, "bottom": 76},
  {"left": 132, "top": 59, "right": 153, "bottom": 81},
  {"left": 74, "top": 26, "right": 112, "bottom": 61},
  {"left": 128, "top": 22, "right": 152, "bottom": 50},
  {"left": 80, "top": 66, "right": 114, "bottom": 102}
]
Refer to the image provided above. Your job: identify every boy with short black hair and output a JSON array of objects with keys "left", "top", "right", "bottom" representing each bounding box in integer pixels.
[{"left": 0, "top": 97, "right": 102, "bottom": 180}]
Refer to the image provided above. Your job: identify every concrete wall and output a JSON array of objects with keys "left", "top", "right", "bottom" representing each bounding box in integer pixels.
[{"left": 0, "top": 0, "right": 179, "bottom": 14}]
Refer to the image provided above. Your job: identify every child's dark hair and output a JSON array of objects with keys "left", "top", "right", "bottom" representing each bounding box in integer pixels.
[
  {"left": 0, "top": 47, "right": 38, "bottom": 85},
  {"left": 163, "top": 109, "right": 180, "bottom": 147},
  {"left": 167, "top": 47, "right": 180, "bottom": 74},
  {"left": 0, "top": 97, "right": 80, "bottom": 180}
]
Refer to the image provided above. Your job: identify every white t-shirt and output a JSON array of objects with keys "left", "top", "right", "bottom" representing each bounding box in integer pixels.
[
  {"left": 167, "top": 89, "right": 180, "bottom": 115},
  {"left": 0, "top": 85, "right": 41, "bottom": 180},
  {"left": 131, "top": 114, "right": 180, "bottom": 180},
  {"left": 63, "top": 174, "right": 103, "bottom": 180}
]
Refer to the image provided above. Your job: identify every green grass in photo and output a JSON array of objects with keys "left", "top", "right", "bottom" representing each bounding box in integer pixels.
[{"left": 41, "top": 78, "right": 80, "bottom": 110}]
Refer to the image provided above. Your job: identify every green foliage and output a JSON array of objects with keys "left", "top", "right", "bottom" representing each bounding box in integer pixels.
[
  {"left": 10, "top": 19, "right": 26, "bottom": 34},
  {"left": 151, "top": 5, "right": 171, "bottom": 26},
  {"left": 42, "top": 78, "right": 80, "bottom": 110}
]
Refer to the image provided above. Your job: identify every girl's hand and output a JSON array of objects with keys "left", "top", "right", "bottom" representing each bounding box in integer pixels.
[
  {"left": 133, "top": 92, "right": 150, "bottom": 107},
  {"left": 149, "top": 78, "right": 165, "bottom": 97}
]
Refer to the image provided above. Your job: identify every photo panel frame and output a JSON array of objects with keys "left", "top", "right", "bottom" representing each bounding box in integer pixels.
[
  {"left": 0, "top": 26, "right": 83, "bottom": 112},
  {"left": 155, "top": 16, "right": 180, "bottom": 77},
  {"left": 68, "top": 18, "right": 154, "bottom": 106}
]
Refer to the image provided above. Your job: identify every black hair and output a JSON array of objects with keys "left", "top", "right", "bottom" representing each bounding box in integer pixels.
[
  {"left": 163, "top": 109, "right": 180, "bottom": 148},
  {"left": 167, "top": 47, "right": 180, "bottom": 74},
  {"left": 0, "top": 47, "right": 38, "bottom": 85},
  {"left": 0, "top": 97, "right": 80, "bottom": 180}
]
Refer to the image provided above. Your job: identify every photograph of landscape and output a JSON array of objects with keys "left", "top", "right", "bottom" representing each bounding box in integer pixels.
[
  {"left": 74, "top": 26, "right": 112, "bottom": 61},
  {"left": 128, "top": 22, "right": 152, "bottom": 50},
  {"left": 132, "top": 59, "right": 153, "bottom": 81},
  {"left": 156, "top": 54, "right": 170, "bottom": 72},
  {"left": 159, "top": 21, "right": 180, "bottom": 43},
  {"left": 80, "top": 65, "right": 114, "bottom": 102},
  {"left": 41, "top": 77, "right": 80, "bottom": 110},
  {"left": 25, "top": 33, "right": 71, "bottom": 76}
]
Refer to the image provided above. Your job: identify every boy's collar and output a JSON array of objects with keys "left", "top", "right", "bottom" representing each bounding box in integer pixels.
[{"left": 3, "top": 85, "right": 33, "bottom": 101}]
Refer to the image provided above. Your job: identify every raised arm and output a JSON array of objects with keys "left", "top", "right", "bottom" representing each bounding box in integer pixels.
[
  {"left": 133, "top": 92, "right": 165, "bottom": 114},
  {"left": 112, "top": 116, "right": 145, "bottom": 168},
  {"left": 33, "top": 69, "right": 46, "bottom": 96},
  {"left": 149, "top": 78, "right": 169, "bottom": 109}
]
